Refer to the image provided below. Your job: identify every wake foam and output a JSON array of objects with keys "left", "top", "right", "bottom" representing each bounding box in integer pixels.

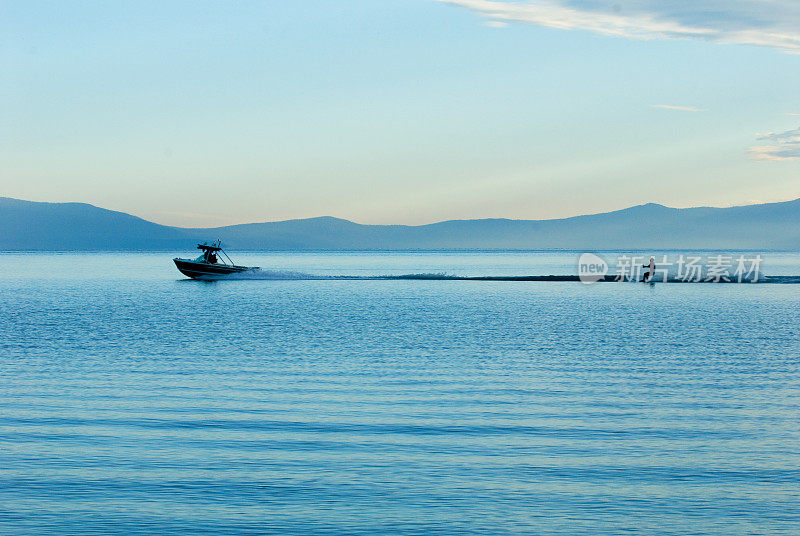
[
  {"left": 221, "top": 269, "right": 327, "bottom": 280},
  {"left": 190, "top": 269, "right": 796, "bottom": 284}
]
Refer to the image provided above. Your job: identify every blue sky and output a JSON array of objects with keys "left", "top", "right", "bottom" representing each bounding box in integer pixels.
[{"left": 2, "top": 0, "right": 799, "bottom": 226}]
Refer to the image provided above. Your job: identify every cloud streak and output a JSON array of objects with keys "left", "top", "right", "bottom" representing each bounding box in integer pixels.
[
  {"left": 652, "top": 104, "right": 705, "bottom": 112},
  {"left": 440, "top": 1, "right": 800, "bottom": 53},
  {"left": 750, "top": 127, "right": 800, "bottom": 161}
]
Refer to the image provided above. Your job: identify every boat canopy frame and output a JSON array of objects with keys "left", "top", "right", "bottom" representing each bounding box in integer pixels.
[{"left": 196, "top": 240, "right": 236, "bottom": 266}]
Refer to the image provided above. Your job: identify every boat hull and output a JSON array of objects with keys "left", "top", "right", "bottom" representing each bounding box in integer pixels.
[{"left": 173, "top": 258, "right": 257, "bottom": 279}]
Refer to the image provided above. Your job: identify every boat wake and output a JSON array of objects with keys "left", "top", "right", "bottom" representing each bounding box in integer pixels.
[
  {"left": 190, "top": 269, "right": 800, "bottom": 283},
  {"left": 226, "top": 269, "right": 326, "bottom": 280},
  {"left": 215, "top": 270, "right": 457, "bottom": 281}
]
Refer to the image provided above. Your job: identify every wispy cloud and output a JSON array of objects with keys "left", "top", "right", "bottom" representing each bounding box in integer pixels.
[
  {"left": 750, "top": 127, "right": 800, "bottom": 161},
  {"left": 786, "top": 112, "right": 800, "bottom": 116},
  {"left": 652, "top": 104, "right": 706, "bottom": 112},
  {"left": 440, "top": 1, "right": 800, "bottom": 53}
]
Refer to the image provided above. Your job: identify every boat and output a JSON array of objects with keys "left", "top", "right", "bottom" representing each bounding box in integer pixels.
[{"left": 173, "top": 240, "right": 259, "bottom": 279}]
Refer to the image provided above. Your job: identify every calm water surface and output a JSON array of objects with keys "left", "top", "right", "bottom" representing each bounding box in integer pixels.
[{"left": 1, "top": 252, "right": 799, "bottom": 535}]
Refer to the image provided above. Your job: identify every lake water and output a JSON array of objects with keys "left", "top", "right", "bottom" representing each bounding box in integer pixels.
[{"left": 2, "top": 251, "right": 799, "bottom": 535}]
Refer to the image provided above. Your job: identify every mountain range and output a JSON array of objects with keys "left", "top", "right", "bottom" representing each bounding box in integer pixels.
[{"left": 2, "top": 196, "right": 799, "bottom": 250}]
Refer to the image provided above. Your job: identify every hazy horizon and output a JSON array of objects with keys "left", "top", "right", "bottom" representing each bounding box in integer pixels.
[
  {"left": 5, "top": 194, "right": 800, "bottom": 251},
  {"left": 7, "top": 194, "right": 800, "bottom": 229}
]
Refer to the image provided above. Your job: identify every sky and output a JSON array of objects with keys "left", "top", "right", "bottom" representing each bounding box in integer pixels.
[{"left": 2, "top": 0, "right": 799, "bottom": 227}]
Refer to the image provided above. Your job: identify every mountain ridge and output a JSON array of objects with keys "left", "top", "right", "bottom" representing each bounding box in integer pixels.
[{"left": 2, "top": 196, "right": 799, "bottom": 250}]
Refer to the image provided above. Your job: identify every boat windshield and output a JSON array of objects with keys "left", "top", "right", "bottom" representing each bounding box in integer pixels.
[{"left": 195, "top": 251, "right": 219, "bottom": 264}]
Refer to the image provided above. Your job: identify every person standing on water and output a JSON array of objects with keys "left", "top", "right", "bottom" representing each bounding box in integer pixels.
[{"left": 642, "top": 257, "right": 656, "bottom": 282}]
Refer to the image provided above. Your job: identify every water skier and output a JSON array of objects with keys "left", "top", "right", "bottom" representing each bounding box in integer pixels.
[{"left": 642, "top": 257, "right": 655, "bottom": 282}]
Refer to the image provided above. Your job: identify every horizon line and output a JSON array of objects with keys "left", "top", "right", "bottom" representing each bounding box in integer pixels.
[{"left": 3, "top": 195, "right": 800, "bottom": 229}]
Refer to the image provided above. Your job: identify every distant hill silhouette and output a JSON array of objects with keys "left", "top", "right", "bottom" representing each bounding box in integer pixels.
[{"left": 2, "top": 196, "right": 800, "bottom": 250}]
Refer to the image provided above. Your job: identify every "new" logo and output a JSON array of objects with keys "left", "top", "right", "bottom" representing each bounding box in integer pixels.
[{"left": 578, "top": 253, "right": 608, "bottom": 284}]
